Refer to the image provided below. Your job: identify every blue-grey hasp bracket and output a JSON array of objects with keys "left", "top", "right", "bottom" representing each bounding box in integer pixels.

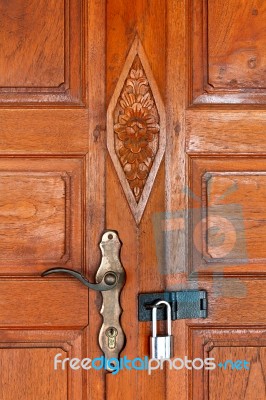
[{"left": 138, "top": 290, "right": 207, "bottom": 321}]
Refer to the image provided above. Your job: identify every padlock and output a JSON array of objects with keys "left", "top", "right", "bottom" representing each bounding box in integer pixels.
[{"left": 150, "top": 300, "right": 173, "bottom": 359}]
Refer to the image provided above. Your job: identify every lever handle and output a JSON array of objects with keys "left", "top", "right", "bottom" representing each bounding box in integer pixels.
[{"left": 42, "top": 268, "right": 117, "bottom": 291}]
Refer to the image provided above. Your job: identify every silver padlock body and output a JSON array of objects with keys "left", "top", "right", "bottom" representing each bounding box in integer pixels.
[{"left": 150, "top": 336, "right": 173, "bottom": 359}]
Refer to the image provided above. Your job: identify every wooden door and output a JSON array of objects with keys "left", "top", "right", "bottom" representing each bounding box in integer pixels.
[
  {"left": 0, "top": 0, "right": 105, "bottom": 399},
  {"left": 1, "top": 1, "right": 266, "bottom": 400}
]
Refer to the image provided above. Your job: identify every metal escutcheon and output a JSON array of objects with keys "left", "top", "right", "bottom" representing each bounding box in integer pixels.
[{"left": 42, "top": 230, "right": 126, "bottom": 366}]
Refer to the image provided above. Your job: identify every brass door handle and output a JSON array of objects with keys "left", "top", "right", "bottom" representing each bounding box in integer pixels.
[
  {"left": 42, "top": 268, "right": 118, "bottom": 291},
  {"left": 42, "top": 230, "right": 126, "bottom": 362}
]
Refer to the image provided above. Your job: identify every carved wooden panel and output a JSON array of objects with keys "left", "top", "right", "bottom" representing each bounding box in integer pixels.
[
  {"left": 0, "top": 157, "right": 83, "bottom": 274},
  {"left": 190, "top": 0, "right": 266, "bottom": 104},
  {"left": 0, "top": 330, "right": 83, "bottom": 399},
  {"left": 0, "top": 0, "right": 84, "bottom": 105},
  {"left": 107, "top": 37, "right": 165, "bottom": 223},
  {"left": 189, "top": 157, "right": 266, "bottom": 276},
  {"left": 190, "top": 328, "right": 266, "bottom": 400}
]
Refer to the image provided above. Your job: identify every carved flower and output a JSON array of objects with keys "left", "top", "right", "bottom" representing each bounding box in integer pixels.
[{"left": 114, "top": 99, "right": 159, "bottom": 164}]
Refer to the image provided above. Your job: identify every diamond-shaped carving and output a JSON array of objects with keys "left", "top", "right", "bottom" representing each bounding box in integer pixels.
[{"left": 107, "top": 37, "right": 165, "bottom": 224}]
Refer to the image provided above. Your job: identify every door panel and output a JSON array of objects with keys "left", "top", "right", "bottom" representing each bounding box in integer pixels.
[
  {"left": 191, "top": 0, "right": 266, "bottom": 104},
  {"left": 0, "top": 280, "right": 88, "bottom": 327},
  {"left": 190, "top": 157, "right": 266, "bottom": 274},
  {"left": 0, "top": 330, "right": 83, "bottom": 400},
  {"left": 0, "top": 157, "right": 83, "bottom": 272},
  {"left": 191, "top": 330, "right": 266, "bottom": 400},
  {"left": 187, "top": 111, "right": 266, "bottom": 153},
  {"left": 0, "top": 348, "right": 68, "bottom": 400},
  {"left": 0, "top": 0, "right": 84, "bottom": 105}
]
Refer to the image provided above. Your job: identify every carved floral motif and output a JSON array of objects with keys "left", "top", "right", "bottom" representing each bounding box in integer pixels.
[{"left": 113, "top": 56, "right": 160, "bottom": 202}]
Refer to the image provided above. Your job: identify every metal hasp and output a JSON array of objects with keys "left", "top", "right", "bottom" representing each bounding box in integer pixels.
[
  {"left": 42, "top": 230, "right": 126, "bottom": 362},
  {"left": 138, "top": 290, "right": 207, "bottom": 321}
]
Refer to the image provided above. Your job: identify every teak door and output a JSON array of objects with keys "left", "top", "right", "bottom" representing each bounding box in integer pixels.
[{"left": 0, "top": 1, "right": 266, "bottom": 399}]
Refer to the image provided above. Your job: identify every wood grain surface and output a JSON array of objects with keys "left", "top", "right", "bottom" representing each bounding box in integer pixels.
[{"left": 0, "top": 0, "right": 265, "bottom": 399}]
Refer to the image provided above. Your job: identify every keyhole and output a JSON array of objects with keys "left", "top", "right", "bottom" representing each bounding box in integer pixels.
[
  {"left": 105, "top": 327, "right": 118, "bottom": 349},
  {"left": 106, "top": 327, "right": 118, "bottom": 337}
]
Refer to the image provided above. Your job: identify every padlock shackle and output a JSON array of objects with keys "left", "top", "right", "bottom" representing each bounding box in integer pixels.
[{"left": 152, "top": 300, "right": 172, "bottom": 337}]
